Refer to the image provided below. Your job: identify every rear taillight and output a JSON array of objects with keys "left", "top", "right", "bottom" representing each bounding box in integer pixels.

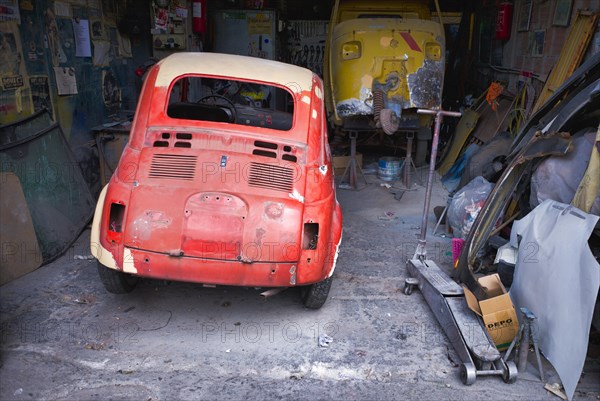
[
  {"left": 109, "top": 203, "right": 125, "bottom": 232},
  {"left": 302, "top": 223, "right": 319, "bottom": 250},
  {"left": 425, "top": 43, "right": 441, "bottom": 61},
  {"left": 341, "top": 41, "right": 361, "bottom": 60}
]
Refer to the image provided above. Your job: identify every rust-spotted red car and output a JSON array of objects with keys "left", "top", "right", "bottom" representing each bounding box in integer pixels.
[{"left": 90, "top": 53, "right": 342, "bottom": 308}]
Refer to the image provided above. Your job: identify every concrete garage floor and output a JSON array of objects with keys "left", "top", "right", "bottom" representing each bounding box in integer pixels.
[{"left": 1, "top": 166, "right": 599, "bottom": 400}]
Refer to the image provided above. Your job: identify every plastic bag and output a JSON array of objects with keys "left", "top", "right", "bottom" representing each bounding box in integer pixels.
[
  {"left": 447, "top": 176, "right": 493, "bottom": 238},
  {"left": 530, "top": 128, "right": 599, "bottom": 215}
]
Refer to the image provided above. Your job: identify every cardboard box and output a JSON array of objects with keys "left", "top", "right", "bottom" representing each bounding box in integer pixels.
[
  {"left": 463, "top": 273, "right": 518, "bottom": 350},
  {"left": 332, "top": 153, "right": 362, "bottom": 176}
]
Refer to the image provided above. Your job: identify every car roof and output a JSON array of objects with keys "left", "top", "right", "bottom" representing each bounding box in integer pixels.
[{"left": 154, "top": 52, "right": 314, "bottom": 95}]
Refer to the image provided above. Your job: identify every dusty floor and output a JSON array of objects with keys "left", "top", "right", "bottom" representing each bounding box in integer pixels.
[{"left": 1, "top": 165, "right": 599, "bottom": 400}]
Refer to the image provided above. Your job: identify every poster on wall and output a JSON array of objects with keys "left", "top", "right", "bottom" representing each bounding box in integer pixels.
[
  {"left": 92, "top": 40, "right": 110, "bottom": 66},
  {"left": 102, "top": 70, "right": 121, "bottom": 108},
  {"left": 53, "top": 1, "right": 72, "bottom": 18},
  {"left": 0, "top": 21, "right": 27, "bottom": 89},
  {"left": 116, "top": 30, "right": 132, "bottom": 58},
  {"left": 44, "top": 8, "right": 68, "bottom": 66},
  {"left": 0, "top": 22, "right": 33, "bottom": 122},
  {"left": 29, "top": 75, "right": 55, "bottom": 119},
  {"left": 0, "top": 86, "right": 33, "bottom": 124},
  {"left": 248, "top": 14, "right": 272, "bottom": 35},
  {"left": 529, "top": 30, "right": 545, "bottom": 56},
  {"left": 73, "top": 18, "right": 92, "bottom": 57},
  {"left": 0, "top": 0, "right": 21, "bottom": 23},
  {"left": 90, "top": 17, "right": 107, "bottom": 40},
  {"left": 53, "top": 66, "right": 78, "bottom": 95}
]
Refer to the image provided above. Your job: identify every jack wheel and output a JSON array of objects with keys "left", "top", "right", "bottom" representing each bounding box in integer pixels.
[
  {"left": 460, "top": 362, "right": 476, "bottom": 385},
  {"left": 503, "top": 361, "right": 518, "bottom": 383},
  {"left": 404, "top": 277, "right": 419, "bottom": 296}
]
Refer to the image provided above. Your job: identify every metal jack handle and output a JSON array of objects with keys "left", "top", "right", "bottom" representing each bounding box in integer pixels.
[{"left": 413, "top": 109, "right": 461, "bottom": 260}]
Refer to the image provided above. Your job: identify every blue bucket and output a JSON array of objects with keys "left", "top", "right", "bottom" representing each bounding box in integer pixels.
[{"left": 378, "top": 157, "right": 402, "bottom": 181}]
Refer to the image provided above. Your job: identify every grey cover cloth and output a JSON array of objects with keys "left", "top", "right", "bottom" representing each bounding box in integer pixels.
[{"left": 510, "top": 199, "right": 599, "bottom": 400}]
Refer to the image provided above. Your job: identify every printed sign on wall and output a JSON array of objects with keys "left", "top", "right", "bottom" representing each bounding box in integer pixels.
[{"left": 29, "top": 75, "right": 55, "bottom": 119}]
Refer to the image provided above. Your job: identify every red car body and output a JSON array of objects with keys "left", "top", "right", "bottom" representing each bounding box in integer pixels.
[{"left": 91, "top": 53, "right": 342, "bottom": 307}]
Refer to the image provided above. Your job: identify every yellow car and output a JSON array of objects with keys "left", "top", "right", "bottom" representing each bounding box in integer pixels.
[{"left": 325, "top": 0, "right": 445, "bottom": 160}]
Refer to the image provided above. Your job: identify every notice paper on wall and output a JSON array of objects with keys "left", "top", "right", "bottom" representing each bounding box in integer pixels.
[
  {"left": 53, "top": 67, "right": 78, "bottom": 95},
  {"left": 53, "top": 1, "right": 71, "bottom": 18},
  {"left": 92, "top": 40, "right": 111, "bottom": 66},
  {"left": 72, "top": 19, "right": 92, "bottom": 57}
]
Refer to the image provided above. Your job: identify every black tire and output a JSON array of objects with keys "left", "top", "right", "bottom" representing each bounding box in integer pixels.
[
  {"left": 97, "top": 261, "right": 138, "bottom": 294},
  {"left": 457, "top": 131, "right": 513, "bottom": 191},
  {"left": 300, "top": 276, "right": 333, "bottom": 309}
]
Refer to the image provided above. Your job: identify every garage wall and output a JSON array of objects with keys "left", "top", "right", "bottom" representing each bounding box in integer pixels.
[
  {"left": 477, "top": 0, "right": 599, "bottom": 96},
  {"left": 0, "top": 0, "right": 151, "bottom": 191},
  {"left": 506, "top": 0, "right": 598, "bottom": 74}
]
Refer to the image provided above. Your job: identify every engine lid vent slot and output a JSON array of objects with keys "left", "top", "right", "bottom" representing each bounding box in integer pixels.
[
  {"left": 247, "top": 162, "right": 294, "bottom": 192},
  {"left": 148, "top": 154, "right": 197, "bottom": 180}
]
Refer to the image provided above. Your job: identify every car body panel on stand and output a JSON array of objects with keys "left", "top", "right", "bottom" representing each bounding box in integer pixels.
[{"left": 325, "top": 0, "right": 445, "bottom": 135}]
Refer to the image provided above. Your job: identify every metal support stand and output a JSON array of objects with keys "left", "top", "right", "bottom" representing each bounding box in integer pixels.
[
  {"left": 432, "top": 195, "right": 453, "bottom": 236},
  {"left": 431, "top": 205, "right": 448, "bottom": 236},
  {"left": 503, "top": 307, "right": 545, "bottom": 382},
  {"left": 396, "top": 132, "right": 421, "bottom": 190},
  {"left": 404, "top": 109, "right": 518, "bottom": 385},
  {"left": 339, "top": 131, "right": 367, "bottom": 190}
]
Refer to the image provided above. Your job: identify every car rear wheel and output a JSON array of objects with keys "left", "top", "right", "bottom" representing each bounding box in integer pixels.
[
  {"left": 300, "top": 276, "right": 333, "bottom": 309},
  {"left": 97, "top": 261, "right": 138, "bottom": 294}
]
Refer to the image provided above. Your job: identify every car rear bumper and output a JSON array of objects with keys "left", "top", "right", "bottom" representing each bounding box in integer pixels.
[{"left": 113, "top": 247, "right": 318, "bottom": 288}]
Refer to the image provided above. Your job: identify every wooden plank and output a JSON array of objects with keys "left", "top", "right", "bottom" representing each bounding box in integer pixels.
[
  {"left": 532, "top": 11, "right": 600, "bottom": 113},
  {"left": 0, "top": 172, "right": 43, "bottom": 285},
  {"left": 438, "top": 109, "right": 480, "bottom": 175}
]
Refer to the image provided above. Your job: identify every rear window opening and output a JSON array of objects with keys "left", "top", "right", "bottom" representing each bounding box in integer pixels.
[{"left": 166, "top": 76, "right": 294, "bottom": 131}]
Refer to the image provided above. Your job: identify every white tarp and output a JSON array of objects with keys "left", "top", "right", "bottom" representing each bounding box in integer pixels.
[{"left": 509, "top": 199, "right": 599, "bottom": 400}]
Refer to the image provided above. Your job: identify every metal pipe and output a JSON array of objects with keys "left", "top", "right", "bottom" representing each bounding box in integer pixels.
[
  {"left": 517, "top": 318, "right": 531, "bottom": 374},
  {"left": 475, "top": 369, "right": 504, "bottom": 376},
  {"left": 416, "top": 109, "right": 462, "bottom": 243},
  {"left": 260, "top": 288, "right": 286, "bottom": 298},
  {"left": 434, "top": 0, "right": 444, "bottom": 27},
  {"left": 404, "top": 133, "right": 413, "bottom": 188}
]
